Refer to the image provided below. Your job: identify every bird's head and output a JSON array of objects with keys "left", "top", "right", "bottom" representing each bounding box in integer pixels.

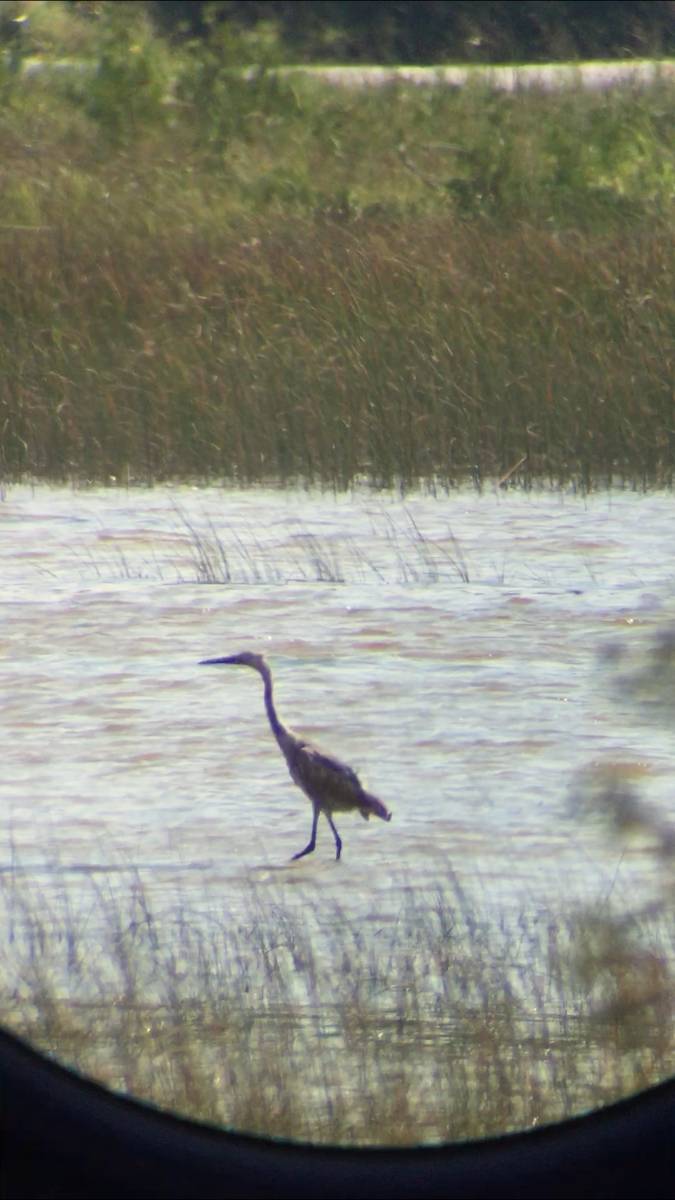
[{"left": 200, "top": 651, "right": 268, "bottom": 674}]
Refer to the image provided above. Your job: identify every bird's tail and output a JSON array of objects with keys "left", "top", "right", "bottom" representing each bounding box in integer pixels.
[{"left": 359, "top": 791, "right": 392, "bottom": 823}]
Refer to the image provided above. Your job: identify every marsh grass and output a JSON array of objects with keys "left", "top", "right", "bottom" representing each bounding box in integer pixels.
[
  {"left": 3, "top": 854, "right": 675, "bottom": 1145},
  {"left": 3, "top": 10, "right": 675, "bottom": 487},
  {"left": 6, "top": 208, "right": 675, "bottom": 491},
  {"left": 170, "top": 503, "right": 473, "bottom": 586}
]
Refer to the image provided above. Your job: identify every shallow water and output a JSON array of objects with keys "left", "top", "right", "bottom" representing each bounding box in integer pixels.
[{"left": 3, "top": 482, "right": 674, "bottom": 919}]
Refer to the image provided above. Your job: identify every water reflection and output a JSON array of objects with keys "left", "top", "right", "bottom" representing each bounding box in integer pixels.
[{"left": 2, "top": 483, "right": 675, "bottom": 1141}]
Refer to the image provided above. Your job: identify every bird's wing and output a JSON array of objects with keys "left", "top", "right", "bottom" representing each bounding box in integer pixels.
[
  {"left": 304, "top": 744, "right": 361, "bottom": 784},
  {"left": 293, "top": 742, "right": 362, "bottom": 800}
]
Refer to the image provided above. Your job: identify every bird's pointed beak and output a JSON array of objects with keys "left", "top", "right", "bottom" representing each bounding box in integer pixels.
[{"left": 200, "top": 656, "right": 234, "bottom": 665}]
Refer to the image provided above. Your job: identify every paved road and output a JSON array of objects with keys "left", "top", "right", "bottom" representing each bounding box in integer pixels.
[
  {"left": 281, "top": 60, "right": 675, "bottom": 91},
  {"left": 21, "top": 56, "right": 675, "bottom": 93}
]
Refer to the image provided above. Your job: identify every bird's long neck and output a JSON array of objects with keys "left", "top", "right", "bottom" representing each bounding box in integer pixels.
[{"left": 259, "top": 662, "right": 291, "bottom": 750}]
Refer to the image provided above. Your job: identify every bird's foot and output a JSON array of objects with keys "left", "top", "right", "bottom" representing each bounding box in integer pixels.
[{"left": 291, "top": 842, "right": 316, "bottom": 861}]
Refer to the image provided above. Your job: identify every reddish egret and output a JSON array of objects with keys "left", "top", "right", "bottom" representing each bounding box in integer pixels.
[{"left": 200, "top": 652, "right": 392, "bottom": 861}]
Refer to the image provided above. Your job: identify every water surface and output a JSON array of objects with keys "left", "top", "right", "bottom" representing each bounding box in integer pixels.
[{"left": 3, "top": 483, "right": 673, "bottom": 916}]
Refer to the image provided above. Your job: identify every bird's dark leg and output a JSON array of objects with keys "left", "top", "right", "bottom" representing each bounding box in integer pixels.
[
  {"left": 292, "top": 803, "right": 320, "bottom": 861},
  {"left": 326, "top": 813, "right": 342, "bottom": 861}
]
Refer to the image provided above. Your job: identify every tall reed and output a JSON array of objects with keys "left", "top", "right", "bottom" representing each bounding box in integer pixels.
[{"left": 3, "top": 16, "right": 675, "bottom": 488}]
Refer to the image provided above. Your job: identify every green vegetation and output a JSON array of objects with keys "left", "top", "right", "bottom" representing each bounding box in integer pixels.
[
  {"left": 2, "top": 5, "right": 675, "bottom": 489},
  {"left": 101, "top": 2, "right": 675, "bottom": 67}
]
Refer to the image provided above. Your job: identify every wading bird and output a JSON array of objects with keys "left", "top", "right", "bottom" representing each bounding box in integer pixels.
[{"left": 199, "top": 652, "right": 392, "bottom": 861}]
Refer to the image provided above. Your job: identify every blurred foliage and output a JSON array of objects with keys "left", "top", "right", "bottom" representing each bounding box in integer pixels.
[
  {"left": 4, "top": 859, "right": 675, "bottom": 1143},
  {"left": 6, "top": 2, "right": 675, "bottom": 65},
  {"left": 149, "top": 1, "right": 675, "bottom": 66}
]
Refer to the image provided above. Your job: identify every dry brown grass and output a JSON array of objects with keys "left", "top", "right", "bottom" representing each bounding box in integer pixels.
[
  {"left": 2, "top": 14, "right": 675, "bottom": 488},
  {"left": 3, "top": 858, "right": 674, "bottom": 1145}
]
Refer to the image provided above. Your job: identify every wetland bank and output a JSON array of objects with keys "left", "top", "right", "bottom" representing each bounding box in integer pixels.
[
  {"left": 3, "top": 1, "right": 675, "bottom": 1146},
  {"left": 4, "top": 483, "right": 675, "bottom": 1142}
]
